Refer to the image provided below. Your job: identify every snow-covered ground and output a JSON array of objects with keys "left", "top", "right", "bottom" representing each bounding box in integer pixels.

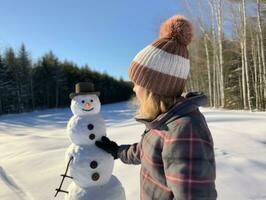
[{"left": 0, "top": 101, "right": 266, "bottom": 200}]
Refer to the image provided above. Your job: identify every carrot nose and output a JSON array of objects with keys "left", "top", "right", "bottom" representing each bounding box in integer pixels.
[{"left": 84, "top": 103, "right": 92, "bottom": 109}]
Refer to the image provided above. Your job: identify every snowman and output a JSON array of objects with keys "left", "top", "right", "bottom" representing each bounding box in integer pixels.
[{"left": 55, "top": 82, "right": 126, "bottom": 200}]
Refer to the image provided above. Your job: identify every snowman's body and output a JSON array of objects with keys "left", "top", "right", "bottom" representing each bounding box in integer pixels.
[
  {"left": 65, "top": 94, "right": 126, "bottom": 200},
  {"left": 67, "top": 115, "right": 106, "bottom": 146}
]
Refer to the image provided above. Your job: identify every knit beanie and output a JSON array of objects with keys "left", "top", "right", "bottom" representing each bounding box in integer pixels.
[{"left": 128, "top": 15, "right": 193, "bottom": 97}]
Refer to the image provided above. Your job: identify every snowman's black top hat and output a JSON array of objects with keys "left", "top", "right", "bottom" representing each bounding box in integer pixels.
[{"left": 69, "top": 82, "right": 100, "bottom": 99}]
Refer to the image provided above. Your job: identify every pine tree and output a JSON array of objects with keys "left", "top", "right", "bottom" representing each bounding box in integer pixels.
[{"left": 16, "top": 44, "right": 32, "bottom": 111}]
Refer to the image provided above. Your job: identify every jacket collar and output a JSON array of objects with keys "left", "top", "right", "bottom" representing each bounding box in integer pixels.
[{"left": 135, "top": 92, "right": 208, "bottom": 130}]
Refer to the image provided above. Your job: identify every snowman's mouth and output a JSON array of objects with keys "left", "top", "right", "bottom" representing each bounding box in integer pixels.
[{"left": 82, "top": 107, "right": 94, "bottom": 111}]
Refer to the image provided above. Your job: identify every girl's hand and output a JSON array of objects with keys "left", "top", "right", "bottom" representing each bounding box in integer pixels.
[{"left": 95, "top": 136, "right": 119, "bottom": 159}]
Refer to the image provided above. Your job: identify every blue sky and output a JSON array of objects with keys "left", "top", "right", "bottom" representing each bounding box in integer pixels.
[{"left": 0, "top": 0, "right": 189, "bottom": 80}]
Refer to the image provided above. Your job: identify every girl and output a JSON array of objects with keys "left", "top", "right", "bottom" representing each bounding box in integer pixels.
[{"left": 96, "top": 15, "right": 217, "bottom": 200}]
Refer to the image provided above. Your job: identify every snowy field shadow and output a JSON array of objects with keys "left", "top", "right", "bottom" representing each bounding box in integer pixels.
[{"left": 0, "top": 166, "right": 33, "bottom": 200}]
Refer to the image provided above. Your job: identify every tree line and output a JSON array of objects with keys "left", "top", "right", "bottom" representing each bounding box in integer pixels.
[
  {"left": 183, "top": 0, "right": 266, "bottom": 111},
  {"left": 0, "top": 44, "right": 133, "bottom": 115}
]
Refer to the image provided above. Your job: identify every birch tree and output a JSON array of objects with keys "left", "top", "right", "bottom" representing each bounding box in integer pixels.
[
  {"left": 215, "top": 0, "right": 225, "bottom": 107},
  {"left": 208, "top": 0, "right": 220, "bottom": 107}
]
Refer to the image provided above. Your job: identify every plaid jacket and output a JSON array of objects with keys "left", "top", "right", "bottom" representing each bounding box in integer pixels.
[{"left": 118, "top": 92, "right": 217, "bottom": 200}]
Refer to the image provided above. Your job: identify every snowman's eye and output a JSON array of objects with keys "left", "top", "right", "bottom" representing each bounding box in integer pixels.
[
  {"left": 90, "top": 99, "right": 93, "bottom": 102},
  {"left": 81, "top": 100, "right": 85, "bottom": 104}
]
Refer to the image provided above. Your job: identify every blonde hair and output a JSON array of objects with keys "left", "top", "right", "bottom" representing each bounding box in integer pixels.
[{"left": 135, "top": 88, "right": 180, "bottom": 120}]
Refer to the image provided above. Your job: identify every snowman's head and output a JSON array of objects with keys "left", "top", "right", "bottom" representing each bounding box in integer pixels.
[{"left": 71, "top": 94, "right": 101, "bottom": 116}]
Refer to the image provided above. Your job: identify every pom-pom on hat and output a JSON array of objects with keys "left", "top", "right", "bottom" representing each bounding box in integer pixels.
[{"left": 128, "top": 15, "right": 193, "bottom": 97}]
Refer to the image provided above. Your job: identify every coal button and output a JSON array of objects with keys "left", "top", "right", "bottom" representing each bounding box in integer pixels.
[
  {"left": 92, "top": 173, "right": 100, "bottom": 181},
  {"left": 89, "top": 134, "right": 95, "bottom": 140},
  {"left": 90, "top": 161, "right": 98, "bottom": 169},
  {"left": 87, "top": 124, "right": 94, "bottom": 130}
]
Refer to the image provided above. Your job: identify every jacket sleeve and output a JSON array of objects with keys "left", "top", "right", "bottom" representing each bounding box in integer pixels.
[
  {"left": 161, "top": 120, "right": 217, "bottom": 200},
  {"left": 117, "top": 143, "right": 141, "bottom": 165}
]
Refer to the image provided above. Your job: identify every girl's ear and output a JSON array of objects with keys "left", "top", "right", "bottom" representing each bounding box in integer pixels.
[{"left": 133, "top": 83, "right": 136, "bottom": 93}]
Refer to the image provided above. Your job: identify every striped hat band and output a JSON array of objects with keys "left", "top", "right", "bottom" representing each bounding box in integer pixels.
[{"left": 128, "top": 40, "right": 190, "bottom": 97}]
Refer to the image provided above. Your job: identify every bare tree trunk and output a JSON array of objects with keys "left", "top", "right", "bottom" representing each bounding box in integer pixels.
[
  {"left": 242, "top": 0, "right": 250, "bottom": 110},
  {"left": 213, "top": 47, "right": 218, "bottom": 107},
  {"left": 251, "top": 30, "right": 259, "bottom": 110},
  {"left": 240, "top": 39, "right": 247, "bottom": 109},
  {"left": 256, "top": 32, "right": 264, "bottom": 111},
  {"left": 240, "top": 0, "right": 250, "bottom": 110},
  {"left": 209, "top": 0, "right": 219, "bottom": 107},
  {"left": 216, "top": 0, "right": 225, "bottom": 107},
  {"left": 189, "top": 74, "right": 195, "bottom": 91},
  {"left": 204, "top": 34, "right": 213, "bottom": 106},
  {"left": 239, "top": 72, "right": 243, "bottom": 109},
  {"left": 242, "top": 0, "right": 252, "bottom": 110},
  {"left": 256, "top": 0, "right": 266, "bottom": 110},
  {"left": 215, "top": 54, "right": 221, "bottom": 106}
]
